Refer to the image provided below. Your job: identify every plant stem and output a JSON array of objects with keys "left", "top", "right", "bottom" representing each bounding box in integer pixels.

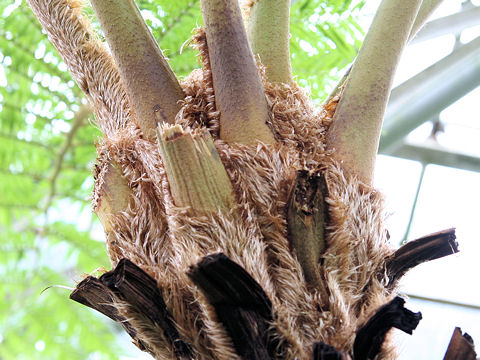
[
  {"left": 323, "top": 65, "right": 351, "bottom": 106},
  {"left": 409, "top": 0, "right": 444, "bottom": 41},
  {"left": 27, "top": 0, "right": 131, "bottom": 136},
  {"left": 201, "top": 0, "right": 275, "bottom": 144},
  {"left": 157, "top": 124, "right": 235, "bottom": 212},
  {"left": 325, "top": 0, "right": 423, "bottom": 185},
  {"left": 247, "top": 0, "right": 293, "bottom": 84},
  {"left": 90, "top": 0, "right": 184, "bottom": 140},
  {"left": 95, "top": 162, "right": 131, "bottom": 234},
  {"left": 286, "top": 171, "right": 328, "bottom": 287}
]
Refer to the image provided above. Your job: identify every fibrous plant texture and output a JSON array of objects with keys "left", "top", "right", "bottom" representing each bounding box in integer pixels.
[{"left": 28, "top": 0, "right": 466, "bottom": 359}]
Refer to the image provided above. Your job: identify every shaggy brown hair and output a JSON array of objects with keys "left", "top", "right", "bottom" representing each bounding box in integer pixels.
[{"left": 29, "top": 1, "right": 399, "bottom": 358}]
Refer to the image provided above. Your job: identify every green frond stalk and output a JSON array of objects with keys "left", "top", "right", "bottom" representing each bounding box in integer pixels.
[
  {"left": 325, "top": 0, "right": 423, "bottom": 185},
  {"left": 409, "top": 0, "right": 444, "bottom": 41},
  {"left": 248, "top": 0, "right": 293, "bottom": 84},
  {"left": 201, "top": 0, "right": 275, "bottom": 144},
  {"left": 90, "top": 0, "right": 184, "bottom": 140}
]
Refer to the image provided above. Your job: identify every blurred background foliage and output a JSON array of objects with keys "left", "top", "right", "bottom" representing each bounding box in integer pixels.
[{"left": 0, "top": 0, "right": 366, "bottom": 358}]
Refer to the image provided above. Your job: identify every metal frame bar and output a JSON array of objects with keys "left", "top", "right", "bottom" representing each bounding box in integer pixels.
[
  {"left": 411, "top": 5, "right": 480, "bottom": 44},
  {"left": 387, "top": 141, "right": 480, "bottom": 173},
  {"left": 380, "top": 36, "right": 480, "bottom": 154}
]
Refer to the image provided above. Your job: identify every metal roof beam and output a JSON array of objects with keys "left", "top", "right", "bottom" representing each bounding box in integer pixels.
[
  {"left": 411, "top": 5, "right": 480, "bottom": 44},
  {"left": 387, "top": 141, "right": 480, "bottom": 173},
  {"left": 379, "top": 36, "right": 480, "bottom": 154}
]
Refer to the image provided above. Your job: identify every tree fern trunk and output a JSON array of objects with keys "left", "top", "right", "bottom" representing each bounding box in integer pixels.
[{"left": 28, "top": 0, "right": 467, "bottom": 359}]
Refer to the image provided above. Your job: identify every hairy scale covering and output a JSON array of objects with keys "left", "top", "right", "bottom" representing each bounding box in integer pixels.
[
  {"left": 92, "top": 31, "right": 398, "bottom": 359},
  {"left": 27, "top": 0, "right": 131, "bottom": 136},
  {"left": 29, "top": 2, "right": 399, "bottom": 358}
]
